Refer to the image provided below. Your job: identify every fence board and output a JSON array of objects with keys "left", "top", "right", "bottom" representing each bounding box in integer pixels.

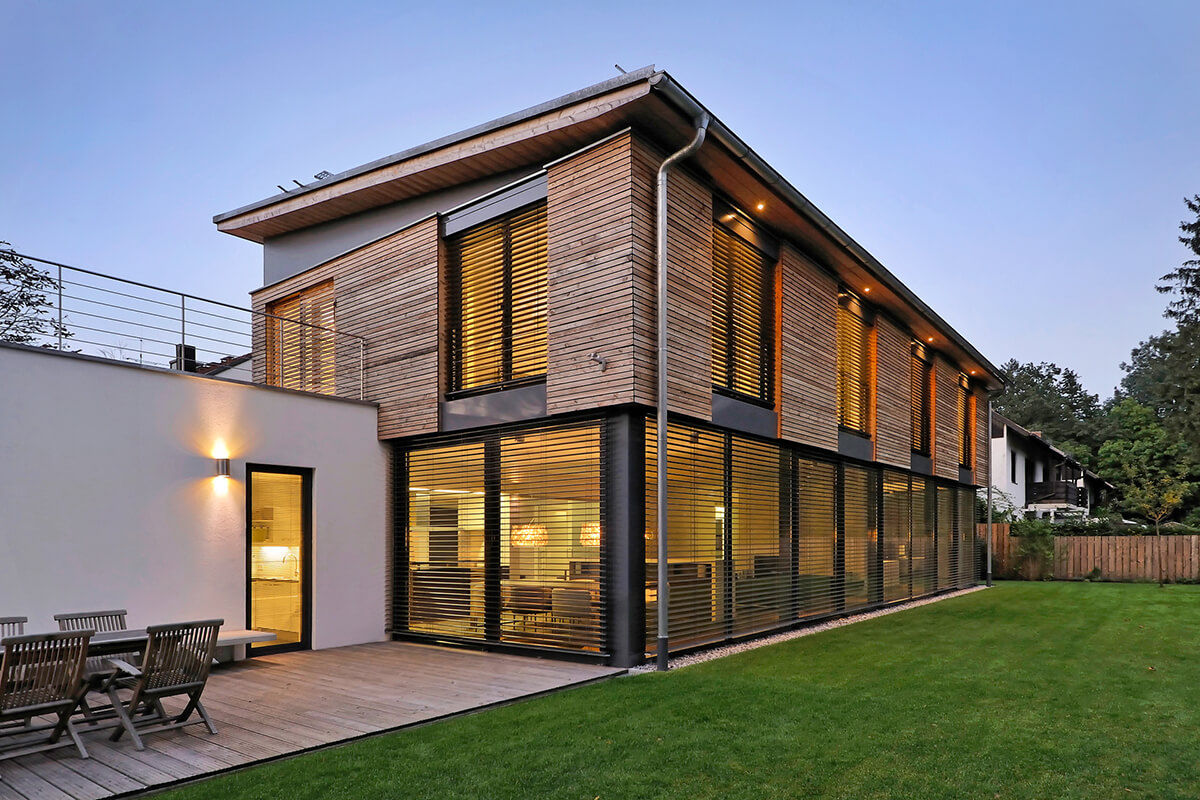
[{"left": 982, "top": 524, "right": 1200, "bottom": 583}]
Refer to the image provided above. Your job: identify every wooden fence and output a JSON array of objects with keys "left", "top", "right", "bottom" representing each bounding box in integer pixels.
[{"left": 981, "top": 523, "right": 1200, "bottom": 582}]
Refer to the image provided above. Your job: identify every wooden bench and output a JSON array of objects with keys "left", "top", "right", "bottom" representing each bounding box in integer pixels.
[{"left": 215, "top": 629, "right": 277, "bottom": 663}]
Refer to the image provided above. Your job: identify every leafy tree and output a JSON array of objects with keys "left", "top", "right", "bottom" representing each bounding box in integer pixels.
[
  {"left": 994, "top": 359, "right": 1106, "bottom": 465},
  {"left": 0, "top": 244, "right": 69, "bottom": 345},
  {"left": 1120, "top": 325, "right": 1200, "bottom": 456},
  {"left": 1096, "top": 399, "right": 1196, "bottom": 532}
]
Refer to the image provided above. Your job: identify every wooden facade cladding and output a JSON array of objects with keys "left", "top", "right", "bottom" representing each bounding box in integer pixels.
[
  {"left": 778, "top": 243, "right": 838, "bottom": 450},
  {"left": 545, "top": 132, "right": 639, "bottom": 413},
  {"left": 251, "top": 217, "right": 440, "bottom": 439},
  {"left": 874, "top": 315, "right": 911, "bottom": 469},
  {"left": 630, "top": 134, "right": 713, "bottom": 419},
  {"left": 932, "top": 355, "right": 961, "bottom": 480}
]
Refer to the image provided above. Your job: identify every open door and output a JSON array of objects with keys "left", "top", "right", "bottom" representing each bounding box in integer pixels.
[{"left": 246, "top": 465, "right": 312, "bottom": 654}]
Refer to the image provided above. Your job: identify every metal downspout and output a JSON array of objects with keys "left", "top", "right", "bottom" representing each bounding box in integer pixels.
[
  {"left": 656, "top": 111, "right": 710, "bottom": 671},
  {"left": 986, "top": 398, "right": 994, "bottom": 587}
]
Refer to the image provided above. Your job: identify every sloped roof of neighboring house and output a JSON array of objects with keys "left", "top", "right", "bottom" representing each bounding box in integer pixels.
[
  {"left": 214, "top": 66, "right": 1003, "bottom": 390},
  {"left": 195, "top": 352, "right": 252, "bottom": 376},
  {"left": 994, "top": 412, "right": 1116, "bottom": 490}
]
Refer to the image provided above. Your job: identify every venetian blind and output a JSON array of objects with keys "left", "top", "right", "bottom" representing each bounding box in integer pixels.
[
  {"left": 837, "top": 298, "right": 872, "bottom": 434},
  {"left": 711, "top": 225, "right": 774, "bottom": 403},
  {"left": 447, "top": 203, "right": 547, "bottom": 393},
  {"left": 265, "top": 281, "right": 336, "bottom": 395}
]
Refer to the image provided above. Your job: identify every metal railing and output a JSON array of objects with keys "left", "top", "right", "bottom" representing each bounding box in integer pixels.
[{"left": 0, "top": 252, "right": 367, "bottom": 400}]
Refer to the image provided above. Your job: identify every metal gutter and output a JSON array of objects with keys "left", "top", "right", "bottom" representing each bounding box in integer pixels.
[{"left": 646, "top": 72, "right": 1004, "bottom": 389}]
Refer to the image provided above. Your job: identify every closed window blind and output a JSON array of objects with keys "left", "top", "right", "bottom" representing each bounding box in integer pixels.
[
  {"left": 911, "top": 345, "right": 932, "bottom": 455},
  {"left": 958, "top": 375, "right": 974, "bottom": 467},
  {"left": 266, "top": 281, "right": 336, "bottom": 394},
  {"left": 837, "top": 296, "right": 872, "bottom": 434},
  {"left": 711, "top": 225, "right": 774, "bottom": 403},
  {"left": 447, "top": 203, "right": 547, "bottom": 393}
]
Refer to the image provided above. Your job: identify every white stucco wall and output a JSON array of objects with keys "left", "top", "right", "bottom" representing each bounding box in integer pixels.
[
  {"left": 990, "top": 427, "right": 1025, "bottom": 511},
  {"left": 0, "top": 345, "right": 387, "bottom": 649}
]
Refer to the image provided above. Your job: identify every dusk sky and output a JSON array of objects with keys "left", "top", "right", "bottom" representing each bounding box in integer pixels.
[{"left": 3, "top": 1, "right": 1198, "bottom": 395}]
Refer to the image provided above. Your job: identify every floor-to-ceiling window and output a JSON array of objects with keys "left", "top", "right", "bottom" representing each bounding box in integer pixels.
[
  {"left": 247, "top": 466, "right": 311, "bottom": 654},
  {"left": 404, "top": 420, "right": 602, "bottom": 654},
  {"left": 882, "top": 470, "right": 912, "bottom": 603},
  {"left": 842, "top": 465, "right": 879, "bottom": 610}
]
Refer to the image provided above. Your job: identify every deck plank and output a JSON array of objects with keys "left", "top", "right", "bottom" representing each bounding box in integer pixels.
[{"left": 2, "top": 642, "right": 620, "bottom": 799}]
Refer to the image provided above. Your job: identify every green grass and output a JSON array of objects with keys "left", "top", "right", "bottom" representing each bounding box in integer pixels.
[{"left": 165, "top": 583, "right": 1200, "bottom": 799}]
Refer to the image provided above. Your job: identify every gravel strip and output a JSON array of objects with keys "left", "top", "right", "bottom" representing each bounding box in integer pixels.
[{"left": 628, "top": 584, "right": 990, "bottom": 674}]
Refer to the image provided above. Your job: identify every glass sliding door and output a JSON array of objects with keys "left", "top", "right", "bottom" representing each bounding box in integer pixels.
[{"left": 247, "top": 466, "right": 312, "bottom": 653}]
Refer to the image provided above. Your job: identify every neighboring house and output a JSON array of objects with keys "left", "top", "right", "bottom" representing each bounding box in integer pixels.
[
  {"left": 211, "top": 66, "right": 1002, "bottom": 667},
  {"left": 990, "top": 413, "right": 1114, "bottom": 518}
]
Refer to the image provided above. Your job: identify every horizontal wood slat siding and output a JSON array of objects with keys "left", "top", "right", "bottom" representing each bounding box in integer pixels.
[
  {"left": 630, "top": 134, "right": 713, "bottom": 419},
  {"left": 251, "top": 217, "right": 440, "bottom": 438},
  {"left": 874, "top": 315, "right": 910, "bottom": 468},
  {"left": 932, "top": 355, "right": 959, "bottom": 480},
  {"left": 546, "top": 132, "right": 638, "bottom": 412},
  {"left": 986, "top": 524, "right": 1200, "bottom": 582},
  {"left": 779, "top": 244, "right": 837, "bottom": 450},
  {"left": 974, "top": 389, "right": 988, "bottom": 485}
]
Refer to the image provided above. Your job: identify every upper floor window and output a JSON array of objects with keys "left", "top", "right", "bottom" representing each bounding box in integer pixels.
[
  {"left": 1011, "top": 450, "right": 1018, "bottom": 483},
  {"left": 446, "top": 202, "right": 547, "bottom": 394},
  {"left": 958, "top": 373, "right": 974, "bottom": 467},
  {"left": 265, "top": 280, "right": 336, "bottom": 395},
  {"left": 910, "top": 341, "right": 932, "bottom": 455},
  {"left": 837, "top": 291, "right": 872, "bottom": 435},
  {"left": 711, "top": 223, "right": 774, "bottom": 404}
]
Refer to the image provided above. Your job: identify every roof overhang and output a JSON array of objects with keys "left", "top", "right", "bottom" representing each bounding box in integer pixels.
[{"left": 215, "top": 66, "right": 1003, "bottom": 389}]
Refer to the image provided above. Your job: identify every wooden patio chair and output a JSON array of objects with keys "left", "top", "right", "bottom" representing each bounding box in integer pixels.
[
  {"left": 0, "top": 619, "right": 25, "bottom": 639},
  {"left": 99, "top": 619, "right": 222, "bottom": 750},
  {"left": 54, "top": 609, "right": 128, "bottom": 632},
  {"left": 55, "top": 609, "right": 136, "bottom": 681},
  {"left": 0, "top": 630, "right": 92, "bottom": 772}
]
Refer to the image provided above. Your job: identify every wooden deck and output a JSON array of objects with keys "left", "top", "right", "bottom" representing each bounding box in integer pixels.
[{"left": 0, "top": 641, "right": 622, "bottom": 799}]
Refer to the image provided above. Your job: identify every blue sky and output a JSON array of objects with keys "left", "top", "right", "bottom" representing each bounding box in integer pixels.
[{"left": 3, "top": 1, "right": 1198, "bottom": 395}]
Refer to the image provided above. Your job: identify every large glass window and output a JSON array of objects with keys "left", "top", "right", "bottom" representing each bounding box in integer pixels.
[
  {"left": 911, "top": 342, "right": 933, "bottom": 455},
  {"left": 797, "top": 458, "right": 838, "bottom": 617},
  {"left": 405, "top": 420, "right": 602, "bottom": 653},
  {"left": 837, "top": 292, "right": 873, "bottom": 435},
  {"left": 645, "top": 424, "right": 726, "bottom": 651},
  {"left": 446, "top": 203, "right": 547, "bottom": 393},
  {"left": 711, "top": 224, "right": 775, "bottom": 404},
  {"left": 407, "top": 442, "right": 487, "bottom": 640},
  {"left": 937, "top": 484, "right": 956, "bottom": 590},
  {"left": 265, "top": 281, "right": 336, "bottom": 394},
  {"left": 731, "top": 438, "right": 788, "bottom": 633},
  {"left": 842, "top": 465, "right": 879, "bottom": 610},
  {"left": 882, "top": 471, "right": 912, "bottom": 603},
  {"left": 910, "top": 477, "right": 936, "bottom": 596},
  {"left": 500, "top": 426, "right": 602, "bottom": 651}
]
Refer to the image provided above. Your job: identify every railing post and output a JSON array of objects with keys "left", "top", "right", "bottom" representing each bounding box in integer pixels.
[
  {"left": 56, "top": 264, "right": 63, "bottom": 350},
  {"left": 359, "top": 339, "right": 365, "bottom": 400},
  {"left": 180, "top": 295, "right": 186, "bottom": 348}
]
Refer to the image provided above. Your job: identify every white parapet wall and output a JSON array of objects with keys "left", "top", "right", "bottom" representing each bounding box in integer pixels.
[{"left": 0, "top": 344, "right": 387, "bottom": 650}]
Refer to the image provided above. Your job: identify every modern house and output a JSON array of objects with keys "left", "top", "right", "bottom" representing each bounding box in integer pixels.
[
  {"left": 2, "top": 67, "right": 1001, "bottom": 671},
  {"left": 989, "top": 413, "right": 1113, "bottom": 518},
  {"left": 213, "top": 66, "right": 1001, "bottom": 667}
]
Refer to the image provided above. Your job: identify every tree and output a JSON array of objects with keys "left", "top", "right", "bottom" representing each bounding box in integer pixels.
[
  {"left": 1097, "top": 399, "right": 1196, "bottom": 532},
  {"left": 1156, "top": 194, "right": 1200, "bottom": 326},
  {"left": 994, "top": 359, "right": 1106, "bottom": 465},
  {"left": 0, "top": 244, "right": 69, "bottom": 345},
  {"left": 1120, "top": 326, "right": 1200, "bottom": 457}
]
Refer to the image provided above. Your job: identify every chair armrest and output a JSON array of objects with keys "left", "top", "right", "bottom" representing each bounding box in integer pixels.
[{"left": 104, "top": 658, "right": 142, "bottom": 677}]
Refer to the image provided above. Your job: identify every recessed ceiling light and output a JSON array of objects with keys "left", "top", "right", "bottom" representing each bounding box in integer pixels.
[
  {"left": 755, "top": 202, "right": 765, "bottom": 211},
  {"left": 863, "top": 287, "right": 870, "bottom": 293},
  {"left": 927, "top": 336, "right": 934, "bottom": 343}
]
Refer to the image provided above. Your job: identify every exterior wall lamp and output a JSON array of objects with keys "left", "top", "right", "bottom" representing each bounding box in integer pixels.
[{"left": 215, "top": 458, "right": 231, "bottom": 478}]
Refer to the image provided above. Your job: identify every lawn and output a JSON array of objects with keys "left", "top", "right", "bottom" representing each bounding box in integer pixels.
[{"left": 165, "top": 582, "right": 1200, "bottom": 800}]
